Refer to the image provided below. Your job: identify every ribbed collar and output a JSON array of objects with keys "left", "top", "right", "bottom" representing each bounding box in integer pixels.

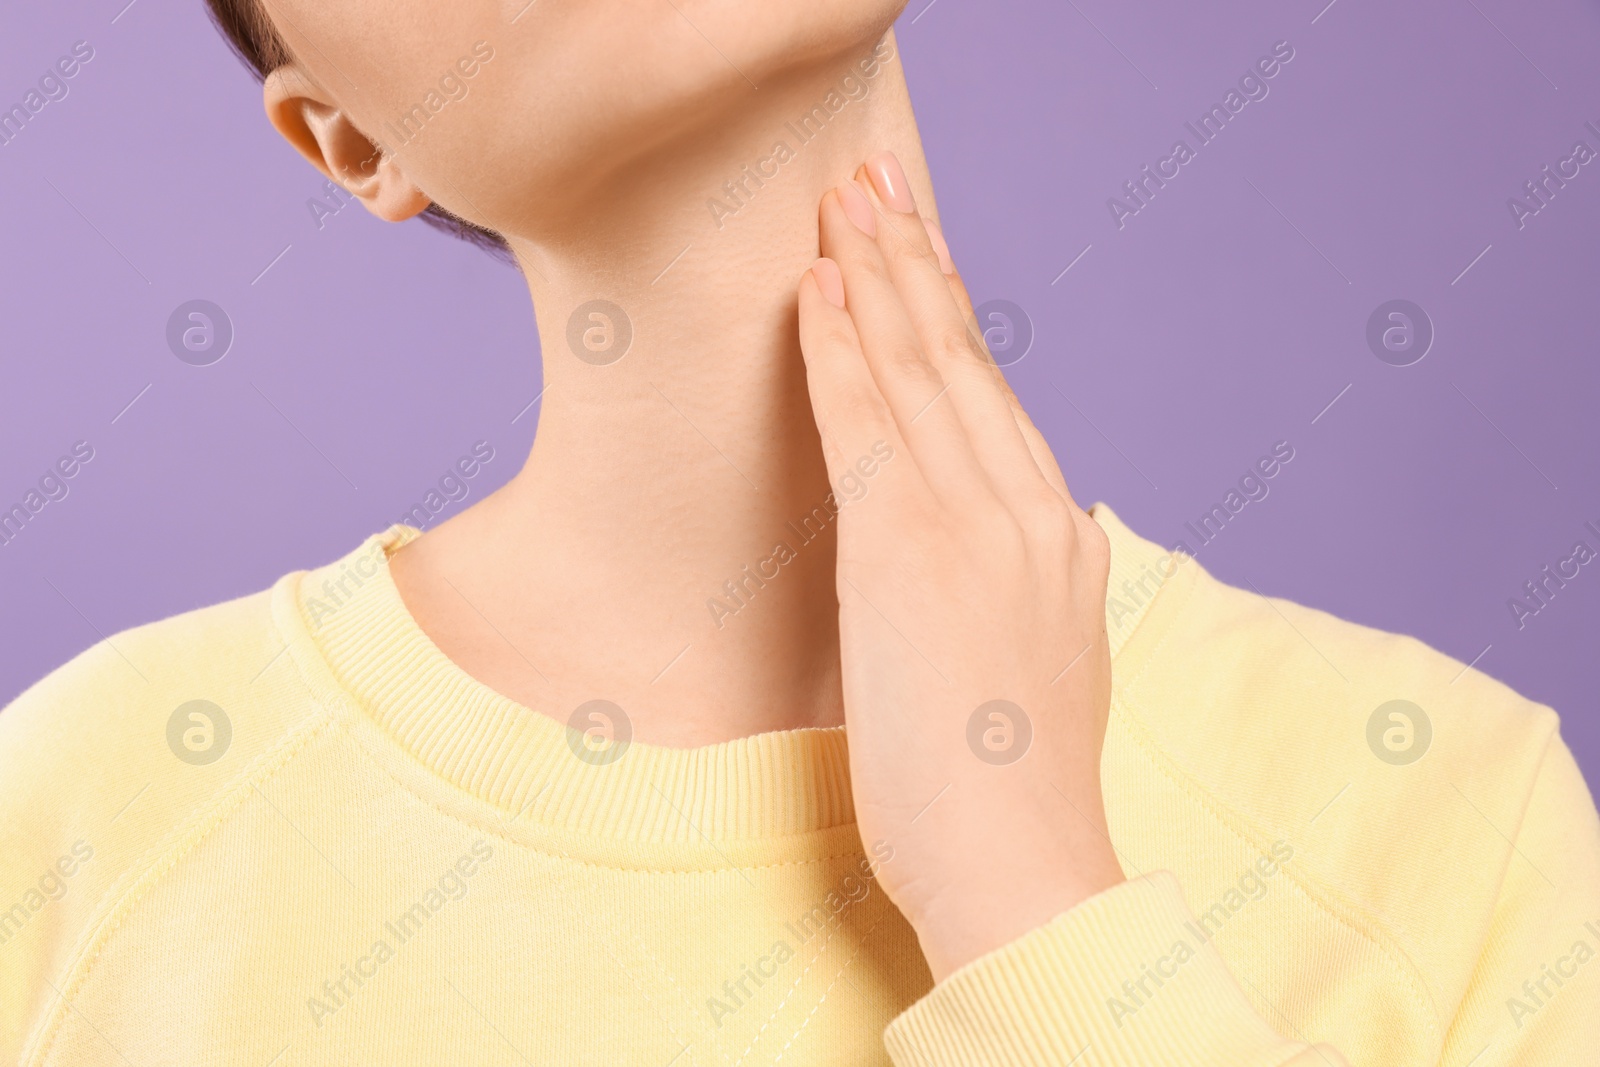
[{"left": 284, "top": 504, "right": 1177, "bottom": 844}]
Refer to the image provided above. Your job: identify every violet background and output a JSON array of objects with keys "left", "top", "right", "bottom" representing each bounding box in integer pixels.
[{"left": 2, "top": 1, "right": 1597, "bottom": 783}]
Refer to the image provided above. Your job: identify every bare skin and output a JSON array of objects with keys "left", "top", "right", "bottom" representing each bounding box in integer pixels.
[{"left": 259, "top": 0, "right": 1121, "bottom": 978}]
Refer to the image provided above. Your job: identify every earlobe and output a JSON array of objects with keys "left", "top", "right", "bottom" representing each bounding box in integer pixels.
[
  {"left": 350, "top": 154, "right": 432, "bottom": 223},
  {"left": 261, "top": 67, "right": 431, "bottom": 224}
]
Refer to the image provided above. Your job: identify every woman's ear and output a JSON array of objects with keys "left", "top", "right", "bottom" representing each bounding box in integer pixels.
[{"left": 262, "top": 66, "right": 431, "bottom": 223}]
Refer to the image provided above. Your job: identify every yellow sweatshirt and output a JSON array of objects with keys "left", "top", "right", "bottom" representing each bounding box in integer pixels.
[{"left": 2, "top": 505, "right": 1597, "bottom": 1066}]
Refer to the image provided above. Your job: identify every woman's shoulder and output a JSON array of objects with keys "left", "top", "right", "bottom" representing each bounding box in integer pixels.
[
  {"left": 1112, "top": 530, "right": 1600, "bottom": 1020},
  {"left": 0, "top": 567, "right": 347, "bottom": 1046},
  {"left": 1, "top": 577, "right": 301, "bottom": 762},
  {"left": 1098, "top": 506, "right": 1566, "bottom": 789},
  {"left": 0, "top": 573, "right": 329, "bottom": 1023},
  {"left": 0, "top": 565, "right": 342, "bottom": 831},
  {"left": 1129, "top": 547, "right": 1564, "bottom": 784}
]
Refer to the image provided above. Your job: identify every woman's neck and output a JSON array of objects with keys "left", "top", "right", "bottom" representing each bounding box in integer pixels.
[{"left": 388, "top": 30, "right": 937, "bottom": 747}]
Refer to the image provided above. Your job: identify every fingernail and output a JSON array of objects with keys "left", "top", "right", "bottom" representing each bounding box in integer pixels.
[
  {"left": 812, "top": 258, "right": 845, "bottom": 308},
  {"left": 865, "top": 150, "right": 915, "bottom": 213},
  {"left": 924, "top": 218, "right": 955, "bottom": 274},
  {"left": 838, "top": 180, "right": 876, "bottom": 237}
]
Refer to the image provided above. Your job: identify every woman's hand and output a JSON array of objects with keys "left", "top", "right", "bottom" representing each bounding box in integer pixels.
[{"left": 796, "top": 152, "right": 1125, "bottom": 981}]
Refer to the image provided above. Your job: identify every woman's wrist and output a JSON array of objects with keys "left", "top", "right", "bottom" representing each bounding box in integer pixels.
[{"left": 908, "top": 837, "right": 1126, "bottom": 982}]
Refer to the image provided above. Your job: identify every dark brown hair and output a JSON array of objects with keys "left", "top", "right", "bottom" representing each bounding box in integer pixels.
[{"left": 202, "top": 0, "right": 511, "bottom": 260}]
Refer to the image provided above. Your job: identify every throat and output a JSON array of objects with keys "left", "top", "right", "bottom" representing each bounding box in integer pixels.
[
  {"left": 386, "top": 379, "right": 851, "bottom": 746},
  {"left": 387, "top": 35, "right": 937, "bottom": 747}
]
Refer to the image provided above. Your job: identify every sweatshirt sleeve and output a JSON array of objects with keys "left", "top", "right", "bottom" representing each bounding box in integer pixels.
[
  {"left": 881, "top": 872, "right": 1348, "bottom": 1067},
  {"left": 1434, "top": 734, "right": 1600, "bottom": 1064},
  {"left": 883, "top": 733, "right": 1600, "bottom": 1067}
]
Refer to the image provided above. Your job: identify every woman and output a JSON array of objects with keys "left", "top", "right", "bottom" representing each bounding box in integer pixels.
[{"left": 2, "top": 1, "right": 1597, "bottom": 1063}]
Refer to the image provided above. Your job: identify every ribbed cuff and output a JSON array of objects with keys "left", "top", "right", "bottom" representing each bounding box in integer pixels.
[{"left": 884, "top": 873, "right": 1306, "bottom": 1067}]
